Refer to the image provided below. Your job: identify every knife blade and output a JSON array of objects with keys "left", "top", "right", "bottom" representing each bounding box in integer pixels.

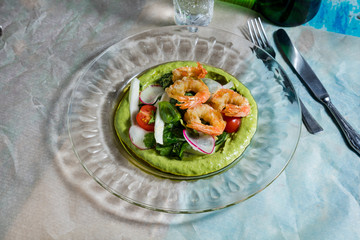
[
  {"left": 274, "top": 28, "right": 360, "bottom": 156},
  {"left": 274, "top": 29, "right": 329, "bottom": 102}
]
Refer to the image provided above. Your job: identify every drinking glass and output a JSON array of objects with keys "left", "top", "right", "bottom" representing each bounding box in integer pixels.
[{"left": 173, "top": 0, "right": 214, "bottom": 28}]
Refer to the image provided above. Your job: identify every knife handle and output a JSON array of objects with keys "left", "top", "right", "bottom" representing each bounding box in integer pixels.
[{"left": 323, "top": 97, "right": 360, "bottom": 155}]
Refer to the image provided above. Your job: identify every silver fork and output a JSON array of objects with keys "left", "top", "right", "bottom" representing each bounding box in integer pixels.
[
  {"left": 248, "top": 18, "right": 276, "bottom": 58},
  {"left": 247, "top": 17, "right": 323, "bottom": 134}
]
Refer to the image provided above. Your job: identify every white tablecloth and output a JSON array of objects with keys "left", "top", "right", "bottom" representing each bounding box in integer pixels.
[{"left": 1, "top": 0, "right": 359, "bottom": 239}]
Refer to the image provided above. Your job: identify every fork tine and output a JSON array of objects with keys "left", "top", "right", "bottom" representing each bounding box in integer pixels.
[
  {"left": 257, "top": 18, "right": 271, "bottom": 47},
  {"left": 247, "top": 20, "right": 256, "bottom": 45},
  {"left": 250, "top": 20, "right": 262, "bottom": 47},
  {"left": 254, "top": 18, "right": 267, "bottom": 48},
  {"left": 247, "top": 17, "right": 276, "bottom": 58},
  {"left": 249, "top": 19, "right": 265, "bottom": 49}
]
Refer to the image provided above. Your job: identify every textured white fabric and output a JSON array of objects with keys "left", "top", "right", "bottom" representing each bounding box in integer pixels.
[{"left": 1, "top": 0, "right": 360, "bottom": 239}]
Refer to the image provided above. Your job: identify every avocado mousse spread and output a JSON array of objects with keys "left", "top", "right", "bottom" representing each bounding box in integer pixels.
[{"left": 114, "top": 61, "right": 257, "bottom": 177}]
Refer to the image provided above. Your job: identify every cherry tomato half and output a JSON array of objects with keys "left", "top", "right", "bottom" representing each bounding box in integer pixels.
[
  {"left": 223, "top": 116, "right": 241, "bottom": 133},
  {"left": 136, "top": 105, "right": 157, "bottom": 131}
]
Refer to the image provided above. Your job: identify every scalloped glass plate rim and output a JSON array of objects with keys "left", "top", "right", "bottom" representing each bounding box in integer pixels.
[{"left": 67, "top": 25, "right": 301, "bottom": 214}]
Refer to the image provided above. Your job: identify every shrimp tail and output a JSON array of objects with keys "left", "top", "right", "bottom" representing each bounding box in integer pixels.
[
  {"left": 222, "top": 104, "right": 251, "bottom": 117},
  {"left": 166, "top": 77, "right": 210, "bottom": 110},
  {"left": 211, "top": 89, "right": 251, "bottom": 117},
  {"left": 186, "top": 122, "right": 223, "bottom": 136},
  {"left": 172, "top": 62, "right": 208, "bottom": 81},
  {"left": 184, "top": 104, "right": 226, "bottom": 136},
  {"left": 176, "top": 98, "right": 201, "bottom": 109},
  {"left": 196, "top": 62, "right": 208, "bottom": 79}
]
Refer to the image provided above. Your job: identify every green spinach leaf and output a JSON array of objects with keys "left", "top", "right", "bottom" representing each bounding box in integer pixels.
[
  {"left": 156, "top": 144, "right": 173, "bottom": 156},
  {"left": 143, "top": 132, "right": 156, "bottom": 148},
  {"left": 215, "top": 132, "right": 228, "bottom": 146},
  {"left": 157, "top": 72, "right": 173, "bottom": 89},
  {"left": 159, "top": 101, "right": 181, "bottom": 124},
  {"left": 162, "top": 123, "right": 186, "bottom": 145}
]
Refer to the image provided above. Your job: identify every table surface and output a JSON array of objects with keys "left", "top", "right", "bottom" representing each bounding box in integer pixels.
[{"left": 1, "top": 0, "right": 360, "bottom": 239}]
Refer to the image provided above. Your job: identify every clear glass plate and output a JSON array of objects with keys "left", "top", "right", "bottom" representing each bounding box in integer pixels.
[{"left": 67, "top": 26, "right": 301, "bottom": 213}]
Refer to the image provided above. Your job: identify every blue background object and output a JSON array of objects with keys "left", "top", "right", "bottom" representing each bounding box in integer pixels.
[{"left": 306, "top": 0, "right": 360, "bottom": 37}]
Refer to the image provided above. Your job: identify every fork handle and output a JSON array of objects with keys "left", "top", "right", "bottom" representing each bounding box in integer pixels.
[
  {"left": 323, "top": 97, "right": 360, "bottom": 156},
  {"left": 299, "top": 100, "right": 323, "bottom": 134}
]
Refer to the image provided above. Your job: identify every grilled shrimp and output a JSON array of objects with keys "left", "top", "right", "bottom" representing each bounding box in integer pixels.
[
  {"left": 172, "top": 62, "right": 208, "bottom": 81},
  {"left": 211, "top": 89, "right": 251, "bottom": 117},
  {"left": 184, "top": 104, "right": 226, "bottom": 136},
  {"left": 165, "top": 77, "right": 211, "bottom": 109}
]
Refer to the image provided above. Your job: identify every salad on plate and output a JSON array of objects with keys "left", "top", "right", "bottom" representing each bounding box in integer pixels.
[{"left": 114, "top": 61, "right": 257, "bottom": 177}]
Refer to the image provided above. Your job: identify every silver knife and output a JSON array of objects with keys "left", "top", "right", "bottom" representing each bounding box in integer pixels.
[{"left": 274, "top": 29, "right": 360, "bottom": 156}]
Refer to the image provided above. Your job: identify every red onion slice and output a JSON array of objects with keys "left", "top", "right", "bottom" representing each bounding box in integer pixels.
[
  {"left": 139, "top": 85, "right": 164, "bottom": 105},
  {"left": 183, "top": 129, "right": 215, "bottom": 154},
  {"left": 129, "top": 125, "right": 152, "bottom": 150}
]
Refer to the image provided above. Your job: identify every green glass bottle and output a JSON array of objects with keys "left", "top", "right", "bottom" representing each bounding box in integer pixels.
[{"left": 221, "top": 0, "right": 322, "bottom": 27}]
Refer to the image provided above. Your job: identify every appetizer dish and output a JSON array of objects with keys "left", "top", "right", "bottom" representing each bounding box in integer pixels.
[{"left": 114, "top": 61, "right": 257, "bottom": 177}]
